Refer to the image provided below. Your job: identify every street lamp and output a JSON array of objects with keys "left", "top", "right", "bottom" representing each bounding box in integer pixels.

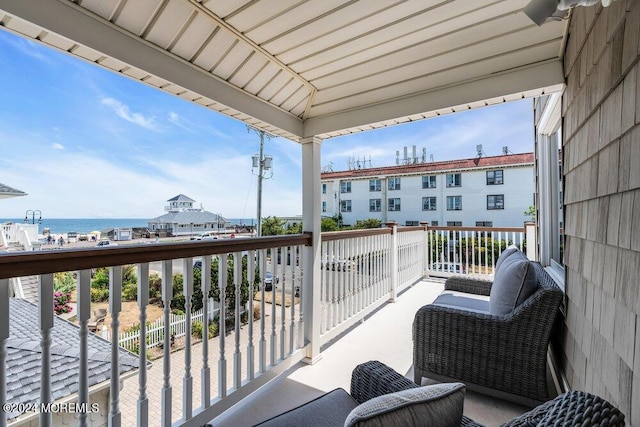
[
  {"left": 249, "top": 127, "right": 274, "bottom": 237},
  {"left": 24, "top": 210, "right": 42, "bottom": 225}
]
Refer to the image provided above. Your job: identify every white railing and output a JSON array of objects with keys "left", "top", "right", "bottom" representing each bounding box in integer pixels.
[
  {"left": 426, "top": 226, "right": 527, "bottom": 280},
  {"left": 0, "top": 223, "right": 39, "bottom": 251},
  {"left": 0, "top": 226, "right": 430, "bottom": 427}
]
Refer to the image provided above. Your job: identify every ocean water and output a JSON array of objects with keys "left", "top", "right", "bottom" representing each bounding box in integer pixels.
[{"left": 0, "top": 218, "right": 255, "bottom": 234}]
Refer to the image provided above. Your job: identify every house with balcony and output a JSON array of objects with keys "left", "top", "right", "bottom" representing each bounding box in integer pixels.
[
  {"left": 321, "top": 152, "right": 535, "bottom": 227},
  {"left": 147, "top": 194, "right": 231, "bottom": 237},
  {"left": 0, "top": 1, "right": 638, "bottom": 426}
]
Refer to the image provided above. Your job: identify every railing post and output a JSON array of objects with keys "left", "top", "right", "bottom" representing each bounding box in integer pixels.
[
  {"left": 161, "top": 261, "right": 173, "bottom": 427},
  {"left": 420, "top": 221, "right": 429, "bottom": 280},
  {"left": 39, "top": 274, "right": 54, "bottom": 427},
  {"left": 0, "top": 279, "right": 9, "bottom": 427},
  {"left": 108, "top": 267, "right": 122, "bottom": 427},
  {"left": 137, "top": 264, "right": 149, "bottom": 427},
  {"left": 386, "top": 222, "right": 398, "bottom": 303},
  {"left": 77, "top": 270, "right": 91, "bottom": 427},
  {"left": 525, "top": 221, "right": 537, "bottom": 261}
]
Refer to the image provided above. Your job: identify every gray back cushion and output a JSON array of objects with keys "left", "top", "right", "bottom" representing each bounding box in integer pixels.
[
  {"left": 495, "top": 246, "right": 520, "bottom": 274},
  {"left": 345, "top": 383, "right": 465, "bottom": 427},
  {"left": 489, "top": 252, "right": 537, "bottom": 316}
]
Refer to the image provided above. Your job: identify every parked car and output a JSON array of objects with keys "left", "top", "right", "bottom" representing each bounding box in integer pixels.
[
  {"left": 429, "top": 262, "right": 464, "bottom": 277},
  {"left": 96, "top": 240, "right": 117, "bottom": 247},
  {"left": 191, "top": 232, "right": 219, "bottom": 241},
  {"left": 263, "top": 272, "right": 279, "bottom": 291}
]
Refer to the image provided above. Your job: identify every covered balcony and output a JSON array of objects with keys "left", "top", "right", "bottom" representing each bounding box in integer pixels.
[{"left": 0, "top": 0, "right": 638, "bottom": 425}]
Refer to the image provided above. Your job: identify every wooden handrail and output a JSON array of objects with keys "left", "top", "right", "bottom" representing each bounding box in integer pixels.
[
  {"left": 0, "top": 233, "right": 312, "bottom": 279},
  {"left": 427, "top": 226, "right": 525, "bottom": 232},
  {"left": 321, "top": 228, "right": 392, "bottom": 242}
]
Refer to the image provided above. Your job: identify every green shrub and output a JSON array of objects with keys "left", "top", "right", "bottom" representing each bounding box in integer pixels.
[
  {"left": 90, "top": 288, "right": 109, "bottom": 302},
  {"left": 122, "top": 281, "right": 137, "bottom": 301},
  {"left": 54, "top": 272, "right": 76, "bottom": 294}
]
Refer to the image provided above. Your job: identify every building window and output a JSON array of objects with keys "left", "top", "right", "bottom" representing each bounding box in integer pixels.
[
  {"left": 369, "top": 179, "right": 381, "bottom": 192},
  {"left": 322, "top": 201, "right": 326, "bottom": 213},
  {"left": 487, "top": 195, "right": 504, "bottom": 210},
  {"left": 446, "top": 173, "right": 461, "bottom": 187},
  {"left": 422, "top": 175, "right": 436, "bottom": 189},
  {"left": 431, "top": 221, "right": 438, "bottom": 226},
  {"left": 340, "top": 181, "right": 351, "bottom": 193},
  {"left": 422, "top": 197, "right": 436, "bottom": 211},
  {"left": 486, "top": 170, "right": 504, "bottom": 185},
  {"left": 340, "top": 200, "right": 352, "bottom": 212},
  {"left": 405, "top": 221, "right": 419, "bottom": 226},
  {"left": 388, "top": 198, "right": 401, "bottom": 211},
  {"left": 322, "top": 183, "right": 327, "bottom": 194},
  {"left": 476, "top": 221, "right": 493, "bottom": 227},
  {"left": 369, "top": 199, "right": 381, "bottom": 212},
  {"left": 388, "top": 177, "right": 401, "bottom": 190},
  {"left": 447, "top": 221, "right": 462, "bottom": 226},
  {"left": 446, "top": 196, "right": 462, "bottom": 210}
]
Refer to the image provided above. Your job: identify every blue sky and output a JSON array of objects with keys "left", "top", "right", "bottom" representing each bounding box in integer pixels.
[{"left": 0, "top": 29, "right": 534, "bottom": 219}]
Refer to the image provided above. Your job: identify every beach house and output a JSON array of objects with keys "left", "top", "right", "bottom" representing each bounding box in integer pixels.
[
  {"left": 0, "top": 1, "right": 638, "bottom": 426},
  {"left": 147, "top": 194, "right": 231, "bottom": 237}
]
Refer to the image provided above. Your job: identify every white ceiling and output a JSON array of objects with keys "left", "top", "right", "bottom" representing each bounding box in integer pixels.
[{"left": 0, "top": 0, "right": 566, "bottom": 142}]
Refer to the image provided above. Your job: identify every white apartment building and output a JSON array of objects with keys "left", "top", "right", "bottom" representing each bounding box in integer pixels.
[{"left": 321, "top": 153, "right": 535, "bottom": 228}]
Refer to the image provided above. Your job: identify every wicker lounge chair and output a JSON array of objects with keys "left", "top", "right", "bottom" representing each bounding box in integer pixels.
[
  {"left": 252, "top": 361, "right": 624, "bottom": 426},
  {"left": 87, "top": 308, "right": 107, "bottom": 332},
  {"left": 413, "top": 251, "right": 564, "bottom": 406}
]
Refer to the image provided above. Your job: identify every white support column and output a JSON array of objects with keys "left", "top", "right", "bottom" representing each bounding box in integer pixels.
[
  {"left": 39, "top": 274, "right": 54, "bottom": 427},
  {"left": 0, "top": 279, "right": 9, "bottom": 427},
  {"left": 201, "top": 256, "right": 212, "bottom": 406},
  {"left": 301, "top": 136, "right": 322, "bottom": 365},
  {"left": 525, "top": 222, "right": 538, "bottom": 261},
  {"left": 386, "top": 222, "right": 398, "bottom": 302},
  {"left": 77, "top": 270, "right": 91, "bottom": 427}
]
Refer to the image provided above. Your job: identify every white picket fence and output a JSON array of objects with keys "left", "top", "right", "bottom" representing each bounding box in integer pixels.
[{"left": 107, "top": 298, "right": 224, "bottom": 351}]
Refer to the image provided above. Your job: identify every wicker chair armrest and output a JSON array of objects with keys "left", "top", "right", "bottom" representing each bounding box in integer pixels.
[
  {"left": 444, "top": 277, "right": 492, "bottom": 296},
  {"left": 350, "top": 360, "right": 418, "bottom": 404}
]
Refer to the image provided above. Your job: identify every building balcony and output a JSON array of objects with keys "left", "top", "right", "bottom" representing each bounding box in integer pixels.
[{"left": 0, "top": 225, "right": 537, "bottom": 426}]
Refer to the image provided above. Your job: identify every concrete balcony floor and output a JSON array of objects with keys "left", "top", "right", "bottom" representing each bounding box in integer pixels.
[{"left": 211, "top": 279, "right": 531, "bottom": 426}]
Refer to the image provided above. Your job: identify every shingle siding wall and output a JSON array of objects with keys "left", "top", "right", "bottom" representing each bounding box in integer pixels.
[{"left": 562, "top": 1, "right": 640, "bottom": 424}]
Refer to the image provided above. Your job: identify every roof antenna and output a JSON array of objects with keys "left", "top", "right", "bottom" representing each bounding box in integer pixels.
[{"left": 476, "top": 144, "right": 485, "bottom": 158}]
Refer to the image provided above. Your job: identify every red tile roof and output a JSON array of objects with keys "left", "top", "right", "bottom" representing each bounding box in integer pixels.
[{"left": 321, "top": 153, "right": 534, "bottom": 179}]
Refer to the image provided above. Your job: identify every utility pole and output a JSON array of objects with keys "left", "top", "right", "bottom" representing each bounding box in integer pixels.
[{"left": 249, "top": 127, "right": 273, "bottom": 237}]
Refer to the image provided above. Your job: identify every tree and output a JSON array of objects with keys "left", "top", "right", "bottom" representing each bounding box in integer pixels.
[
  {"left": 524, "top": 205, "right": 536, "bottom": 221},
  {"left": 261, "top": 216, "right": 285, "bottom": 236},
  {"left": 353, "top": 218, "right": 382, "bottom": 229},
  {"left": 321, "top": 217, "right": 338, "bottom": 232},
  {"left": 285, "top": 222, "right": 302, "bottom": 234}
]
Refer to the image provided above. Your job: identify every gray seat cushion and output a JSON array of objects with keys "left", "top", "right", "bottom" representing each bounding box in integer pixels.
[
  {"left": 432, "top": 290, "right": 490, "bottom": 314},
  {"left": 345, "top": 383, "right": 465, "bottom": 427},
  {"left": 494, "top": 246, "right": 520, "bottom": 274},
  {"left": 489, "top": 251, "right": 537, "bottom": 316},
  {"left": 255, "top": 388, "right": 358, "bottom": 426}
]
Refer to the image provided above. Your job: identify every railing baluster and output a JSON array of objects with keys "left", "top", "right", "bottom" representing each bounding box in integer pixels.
[
  {"left": 247, "top": 251, "right": 255, "bottom": 380},
  {"left": 109, "top": 266, "right": 122, "bottom": 427},
  {"left": 270, "top": 250, "right": 277, "bottom": 366},
  {"left": 233, "top": 252, "right": 241, "bottom": 390},
  {"left": 183, "top": 258, "right": 193, "bottom": 420},
  {"left": 280, "top": 247, "right": 286, "bottom": 360},
  {"left": 137, "top": 264, "right": 149, "bottom": 427},
  {"left": 161, "top": 260, "right": 172, "bottom": 427},
  {"left": 77, "top": 270, "right": 91, "bottom": 427},
  {"left": 259, "top": 250, "right": 266, "bottom": 373},
  {"left": 219, "top": 254, "right": 227, "bottom": 398},
  {"left": 289, "top": 246, "right": 296, "bottom": 355},
  {"left": 202, "top": 255, "right": 212, "bottom": 405},
  {"left": 0, "top": 279, "right": 8, "bottom": 427},
  {"left": 297, "top": 250, "right": 304, "bottom": 349}
]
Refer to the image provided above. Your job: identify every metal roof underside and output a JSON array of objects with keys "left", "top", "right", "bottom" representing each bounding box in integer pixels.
[{"left": 0, "top": 0, "right": 566, "bottom": 142}]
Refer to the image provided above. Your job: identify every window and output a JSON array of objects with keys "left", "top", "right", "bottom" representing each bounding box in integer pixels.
[
  {"left": 322, "top": 201, "right": 326, "bottom": 213},
  {"left": 487, "top": 195, "right": 504, "bottom": 210},
  {"left": 388, "top": 177, "right": 401, "bottom": 190},
  {"left": 369, "top": 199, "right": 381, "bottom": 212},
  {"left": 422, "top": 175, "right": 436, "bottom": 189},
  {"left": 405, "top": 221, "right": 419, "bottom": 226},
  {"left": 340, "top": 200, "right": 352, "bottom": 212},
  {"left": 476, "top": 221, "right": 493, "bottom": 227},
  {"left": 431, "top": 221, "right": 438, "bottom": 226},
  {"left": 447, "top": 221, "right": 462, "bottom": 226},
  {"left": 446, "top": 173, "right": 461, "bottom": 187},
  {"left": 388, "top": 198, "right": 401, "bottom": 211},
  {"left": 422, "top": 197, "right": 436, "bottom": 211},
  {"left": 446, "top": 196, "right": 462, "bottom": 210},
  {"left": 486, "top": 170, "right": 504, "bottom": 185},
  {"left": 369, "top": 179, "right": 381, "bottom": 192},
  {"left": 340, "top": 181, "right": 351, "bottom": 193},
  {"left": 322, "top": 183, "right": 327, "bottom": 194}
]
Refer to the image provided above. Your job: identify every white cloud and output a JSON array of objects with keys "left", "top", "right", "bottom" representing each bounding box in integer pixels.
[
  {"left": 51, "top": 143, "right": 64, "bottom": 150},
  {"left": 101, "top": 97, "right": 161, "bottom": 131}
]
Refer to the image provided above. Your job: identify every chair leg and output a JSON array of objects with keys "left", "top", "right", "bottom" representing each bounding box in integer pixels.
[{"left": 413, "top": 368, "right": 423, "bottom": 385}]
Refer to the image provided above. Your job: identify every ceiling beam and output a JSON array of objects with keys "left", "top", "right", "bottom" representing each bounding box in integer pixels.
[
  {"left": 0, "top": 0, "right": 304, "bottom": 138},
  {"left": 303, "top": 60, "right": 565, "bottom": 138}
]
